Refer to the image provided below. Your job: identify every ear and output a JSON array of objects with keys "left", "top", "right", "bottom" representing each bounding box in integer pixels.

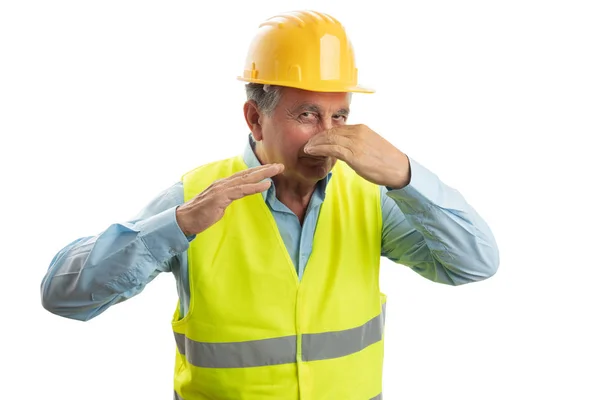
[{"left": 244, "top": 101, "right": 263, "bottom": 142}]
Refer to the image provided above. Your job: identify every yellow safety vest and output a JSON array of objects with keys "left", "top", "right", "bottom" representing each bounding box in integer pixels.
[{"left": 172, "top": 155, "right": 386, "bottom": 400}]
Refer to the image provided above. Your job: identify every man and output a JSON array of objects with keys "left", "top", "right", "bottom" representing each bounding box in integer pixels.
[{"left": 41, "top": 10, "right": 499, "bottom": 400}]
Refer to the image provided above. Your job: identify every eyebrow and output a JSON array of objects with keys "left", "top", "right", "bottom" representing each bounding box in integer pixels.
[{"left": 291, "top": 103, "right": 350, "bottom": 116}]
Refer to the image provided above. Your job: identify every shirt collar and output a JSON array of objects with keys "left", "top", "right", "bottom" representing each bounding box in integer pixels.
[{"left": 242, "top": 134, "right": 332, "bottom": 202}]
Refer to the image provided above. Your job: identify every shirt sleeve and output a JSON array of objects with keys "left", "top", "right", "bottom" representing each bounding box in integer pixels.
[
  {"left": 40, "top": 182, "right": 191, "bottom": 321},
  {"left": 380, "top": 157, "right": 499, "bottom": 285}
]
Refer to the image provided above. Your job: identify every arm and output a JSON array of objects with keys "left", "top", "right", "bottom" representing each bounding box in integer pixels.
[
  {"left": 40, "top": 182, "right": 191, "bottom": 321},
  {"left": 303, "top": 124, "right": 499, "bottom": 285},
  {"left": 380, "top": 157, "right": 499, "bottom": 285}
]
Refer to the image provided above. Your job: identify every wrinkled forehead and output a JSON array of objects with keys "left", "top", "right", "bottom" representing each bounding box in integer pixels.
[{"left": 278, "top": 87, "right": 352, "bottom": 113}]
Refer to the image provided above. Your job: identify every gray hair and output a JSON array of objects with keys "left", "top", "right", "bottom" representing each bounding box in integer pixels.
[
  {"left": 245, "top": 83, "right": 283, "bottom": 116},
  {"left": 245, "top": 83, "right": 354, "bottom": 117}
]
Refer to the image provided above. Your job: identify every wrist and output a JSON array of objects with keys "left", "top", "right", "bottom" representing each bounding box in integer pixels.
[
  {"left": 386, "top": 153, "right": 411, "bottom": 189},
  {"left": 175, "top": 206, "right": 193, "bottom": 237}
]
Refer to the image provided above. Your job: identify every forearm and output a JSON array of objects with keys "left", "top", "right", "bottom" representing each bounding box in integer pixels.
[
  {"left": 41, "top": 206, "right": 189, "bottom": 320},
  {"left": 381, "top": 157, "right": 499, "bottom": 285}
]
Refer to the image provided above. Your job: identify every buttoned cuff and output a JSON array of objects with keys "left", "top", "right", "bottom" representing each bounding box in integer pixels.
[{"left": 136, "top": 206, "right": 192, "bottom": 264}]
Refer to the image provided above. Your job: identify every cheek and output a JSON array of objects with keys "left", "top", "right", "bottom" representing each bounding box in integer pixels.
[{"left": 282, "top": 128, "right": 316, "bottom": 155}]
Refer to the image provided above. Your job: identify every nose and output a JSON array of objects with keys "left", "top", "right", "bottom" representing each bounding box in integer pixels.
[
  {"left": 319, "top": 119, "right": 334, "bottom": 132},
  {"left": 307, "top": 120, "right": 332, "bottom": 140}
]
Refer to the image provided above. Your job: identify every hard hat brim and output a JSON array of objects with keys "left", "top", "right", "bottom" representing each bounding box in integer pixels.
[{"left": 237, "top": 77, "right": 375, "bottom": 94}]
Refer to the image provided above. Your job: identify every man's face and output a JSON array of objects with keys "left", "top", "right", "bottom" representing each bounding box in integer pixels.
[{"left": 254, "top": 87, "right": 350, "bottom": 185}]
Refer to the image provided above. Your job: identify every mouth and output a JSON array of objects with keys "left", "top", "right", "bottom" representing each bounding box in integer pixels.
[
  {"left": 301, "top": 152, "right": 327, "bottom": 160},
  {"left": 301, "top": 155, "right": 328, "bottom": 162}
]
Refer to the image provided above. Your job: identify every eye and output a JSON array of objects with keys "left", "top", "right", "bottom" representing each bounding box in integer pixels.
[
  {"left": 299, "top": 112, "right": 318, "bottom": 121},
  {"left": 333, "top": 114, "right": 347, "bottom": 122}
]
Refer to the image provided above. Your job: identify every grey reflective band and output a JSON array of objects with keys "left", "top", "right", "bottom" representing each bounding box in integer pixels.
[
  {"left": 174, "top": 307, "right": 385, "bottom": 369},
  {"left": 302, "top": 310, "right": 384, "bottom": 362},
  {"left": 175, "top": 390, "right": 381, "bottom": 399},
  {"left": 174, "top": 332, "right": 297, "bottom": 368}
]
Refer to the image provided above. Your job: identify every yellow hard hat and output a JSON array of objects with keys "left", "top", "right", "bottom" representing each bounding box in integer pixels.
[{"left": 237, "top": 10, "right": 374, "bottom": 93}]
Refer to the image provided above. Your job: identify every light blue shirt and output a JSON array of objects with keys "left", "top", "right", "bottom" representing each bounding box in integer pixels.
[{"left": 41, "top": 136, "right": 499, "bottom": 321}]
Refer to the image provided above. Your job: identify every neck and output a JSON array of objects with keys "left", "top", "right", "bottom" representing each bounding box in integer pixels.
[
  {"left": 254, "top": 144, "right": 317, "bottom": 223},
  {"left": 273, "top": 176, "right": 316, "bottom": 224}
]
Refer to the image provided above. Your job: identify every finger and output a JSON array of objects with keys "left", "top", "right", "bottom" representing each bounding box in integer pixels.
[
  {"left": 225, "top": 163, "right": 284, "bottom": 187},
  {"left": 225, "top": 180, "right": 272, "bottom": 201},
  {"left": 234, "top": 163, "right": 284, "bottom": 185},
  {"left": 304, "top": 144, "right": 353, "bottom": 161},
  {"left": 227, "top": 163, "right": 279, "bottom": 180},
  {"left": 305, "top": 131, "right": 355, "bottom": 150},
  {"left": 305, "top": 132, "right": 338, "bottom": 148},
  {"left": 305, "top": 135, "right": 353, "bottom": 157},
  {"left": 213, "top": 164, "right": 274, "bottom": 187},
  {"left": 308, "top": 125, "right": 356, "bottom": 143}
]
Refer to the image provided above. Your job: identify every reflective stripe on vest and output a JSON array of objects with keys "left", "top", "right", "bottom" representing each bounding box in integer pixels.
[
  {"left": 174, "top": 390, "right": 382, "bottom": 399},
  {"left": 174, "top": 304, "right": 385, "bottom": 369}
]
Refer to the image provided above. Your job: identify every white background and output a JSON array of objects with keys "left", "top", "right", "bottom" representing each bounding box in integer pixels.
[{"left": 1, "top": 0, "right": 599, "bottom": 399}]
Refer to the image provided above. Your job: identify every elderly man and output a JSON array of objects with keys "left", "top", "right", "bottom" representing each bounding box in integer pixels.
[{"left": 41, "top": 10, "right": 499, "bottom": 400}]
